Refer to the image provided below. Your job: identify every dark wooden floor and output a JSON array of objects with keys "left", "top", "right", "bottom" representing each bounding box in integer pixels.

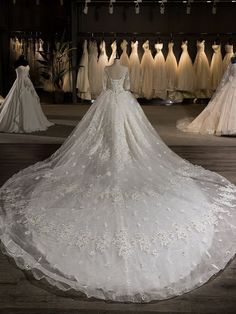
[{"left": 0, "top": 143, "right": 236, "bottom": 314}]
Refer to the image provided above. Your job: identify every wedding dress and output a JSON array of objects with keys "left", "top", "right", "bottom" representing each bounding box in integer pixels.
[
  {"left": 88, "top": 40, "right": 100, "bottom": 99},
  {"left": 97, "top": 40, "right": 108, "bottom": 94},
  {"left": 0, "top": 65, "right": 53, "bottom": 133},
  {"left": 153, "top": 43, "right": 167, "bottom": 100},
  {"left": 108, "top": 41, "right": 117, "bottom": 66},
  {"left": 140, "top": 40, "right": 154, "bottom": 99},
  {"left": 194, "top": 40, "right": 211, "bottom": 95},
  {"left": 223, "top": 44, "right": 234, "bottom": 73},
  {"left": 210, "top": 44, "right": 223, "bottom": 90},
  {"left": 177, "top": 41, "right": 195, "bottom": 92},
  {"left": 120, "top": 40, "right": 130, "bottom": 67},
  {"left": 165, "top": 42, "right": 178, "bottom": 91},
  {"left": 1, "top": 62, "right": 236, "bottom": 303},
  {"left": 129, "top": 40, "right": 141, "bottom": 97},
  {"left": 177, "top": 61, "right": 236, "bottom": 135},
  {"left": 76, "top": 40, "right": 91, "bottom": 100}
]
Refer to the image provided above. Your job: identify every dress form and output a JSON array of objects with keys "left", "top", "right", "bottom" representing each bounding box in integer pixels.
[{"left": 106, "top": 58, "right": 128, "bottom": 79}]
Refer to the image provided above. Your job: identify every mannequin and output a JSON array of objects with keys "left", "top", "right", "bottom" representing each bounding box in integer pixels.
[{"left": 106, "top": 57, "right": 128, "bottom": 79}]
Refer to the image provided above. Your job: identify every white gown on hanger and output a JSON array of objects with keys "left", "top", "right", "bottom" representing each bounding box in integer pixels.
[
  {"left": 1, "top": 65, "right": 236, "bottom": 303},
  {"left": 97, "top": 40, "right": 109, "bottom": 94},
  {"left": 210, "top": 44, "right": 223, "bottom": 90},
  {"left": 129, "top": 40, "right": 141, "bottom": 97},
  {"left": 108, "top": 41, "right": 117, "bottom": 66},
  {"left": 140, "top": 40, "right": 154, "bottom": 99},
  {"left": 88, "top": 40, "right": 100, "bottom": 99},
  {"left": 165, "top": 42, "right": 178, "bottom": 91},
  {"left": 120, "top": 40, "right": 130, "bottom": 67},
  {"left": 177, "top": 41, "right": 195, "bottom": 92},
  {"left": 76, "top": 40, "right": 91, "bottom": 100},
  {"left": 194, "top": 40, "right": 211, "bottom": 95},
  {"left": 223, "top": 44, "right": 234, "bottom": 73},
  {"left": 153, "top": 43, "right": 167, "bottom": 99},
  {"left": 62, "top": 46, "right": 72, "bottom": 93},
  {"left": 177, "top": 61, "right": 236, "bottom": 135},
  {"left": 0, "top": 65, "right": 53, "bottom": 133}
]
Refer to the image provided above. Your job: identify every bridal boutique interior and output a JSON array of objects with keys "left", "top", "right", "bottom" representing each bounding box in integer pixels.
[{"left": 1, "top": 0, "right": 236, "bottom": 313}]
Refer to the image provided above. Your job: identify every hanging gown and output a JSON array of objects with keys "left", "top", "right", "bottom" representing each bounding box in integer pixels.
[
  {"left": 165, "top": 42, "right": 178, "bottom": 91},
  {"left": 140, "top": 40, "right": 154, "bottom": 99},
  {"left": 177, "top": 41, "right": 195, "bottom": 92},
  {"left": 63, "top": 55, "right": 73, "bottom": 93},
  {"left": 97, "top": 40, "right": 109, "bottom": 94},
  {"left": 129, "top": 40, "right": 141, "bottom": 97},
  {"left": 108, "top": 41, "right": 117, "bottom": 66},
  {"left": 210, "top": 44, "right": 223, "bottom": 91},
  {"left": 76, "top": 40, "right": 91, "bottom": 100},
  {"left": 1, "top": 66, "right": 236, "bottom": 303},
  {"left": 223, "top": 44, "right": 234, "bottom": 73},
  {"left": 0, "top": 65, "right": 53, "bottom": 133},
  {"left": 153, "top": 43, "right": 167, "bottom": 100},
  {"left": 120, "top": 40, "right": 130, "bottom": 67},
  {"left": 194, "top": 40, "right": 211, "bottom": 96},
  {"left": 177, "top": 62, "right": 236, "bottom": 135},
  {"left": 88, "top": 40, "right": 100, "bottom": 99}
]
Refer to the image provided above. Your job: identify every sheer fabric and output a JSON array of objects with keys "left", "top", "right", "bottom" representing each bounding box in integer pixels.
[
  {"left": 177, "top": 42, "right": 195, "bottom": 92},
  {"left": 1, "top": 68, "right": 236, "bottom": 303},
  {"left": 177, "top": 63, "right": 236, "bottom": 135}
]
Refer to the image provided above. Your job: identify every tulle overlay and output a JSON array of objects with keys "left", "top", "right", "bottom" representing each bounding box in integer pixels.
[
  {"left": 1, "top": 71, "right": 236, "bottom": 302},
  {"left": 177, "top": 63, "right": 236, "bottom": 135}
]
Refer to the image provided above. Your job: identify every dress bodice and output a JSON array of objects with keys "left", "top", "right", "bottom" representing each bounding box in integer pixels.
[
  {"left": 103, "top": 67, "right": 129, "bottom": 93},
  {"left": 16, "top": 65, "right": 30, "bottom": 78},
  {"left": 131, "top": 41, "right": 138, "bottom": 54},
  {"left": 99, "top": 40, "right": 106, "bottom": 56},
  {"left": 111, "top": 41, "right": 117, "bottom": 53},
  {"left": 142, "top": 40, "right": 150, "bottom": 52},
  {"left": 83, "top": 40, "right": 88, "bottom": 54},
  {"left": 225, "top": 44, "right": 234, "bottom": 53},
  {"left": 168, "top": 42, "right": 174, "bottom": 52},
  {"left": 155, "top": 43, "right": 163, "bottom": 52},
  {"left": 121, "top": 40, "right": 128, "bottom": 52},
  {"left": 197, "top": 41, "right": 205, "bottom": 52},
  {"left": 181, "top": 42, "right": 188, "bottom": 52},
  {"left": 212, "top": 44, "right": 221, "bottom": 53}
]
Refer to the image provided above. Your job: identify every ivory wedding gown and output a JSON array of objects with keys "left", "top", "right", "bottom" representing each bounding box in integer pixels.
[
  {"left": 120, "top": 40, "right": 130, "bottom": 67},
  {"left": 97, "top": 40, "right": 108, "bottom": 94},
  {"left": 176, "top": 41, "right": 195, "bottom": 92},
  {"left": 76, "top": 40, "right": 91, "bottom": 100},
  {"left": 223, "top": 44, "right": 234, "bottom": 73},
  {"left": 165, "top": 42, "right": 178, "bottom": 91},
  {"left": 108, "top": 41, "right": 117, "bottom": 66},
  {"left": 153, "top": 43, "right": 167, "bottom": 100},
  {"left": 1, "top": 65, "right": 236, "bottom": 303},
  {"left": 0, "top": 65, "right": 53, "bottom": 133},
  {"left": 140, "top": 40, "right": 154, "bottom": 99},
  {"left": 129, "top": 40, "right": 141, "bottom": 97},
  {"left": 210, "top": 44, "right": 223, "bottom": 91},
  {"left": 177, "top": 61, "right": 236, "bottom": 135},
  {"left": 194, "top": 40, "right": 211, "bottom": 96},
  {"left": 88, "top": 40, "right": 100, "bottom": 99}
]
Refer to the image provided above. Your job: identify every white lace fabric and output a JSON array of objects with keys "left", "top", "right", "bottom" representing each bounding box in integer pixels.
[{"left": 1, "top": 69, "right": 236, "bottom": 302}]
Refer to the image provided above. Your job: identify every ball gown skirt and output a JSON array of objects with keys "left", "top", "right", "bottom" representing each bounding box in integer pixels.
[
  {"left": 0, "top": 68, "right": 236, "bottom": 302},
  {"left": 177, "top": 63, "right": 236, "bottom": 136},
  {"left": 0, "top": 65, "right": 53, "bottom": 133}
]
